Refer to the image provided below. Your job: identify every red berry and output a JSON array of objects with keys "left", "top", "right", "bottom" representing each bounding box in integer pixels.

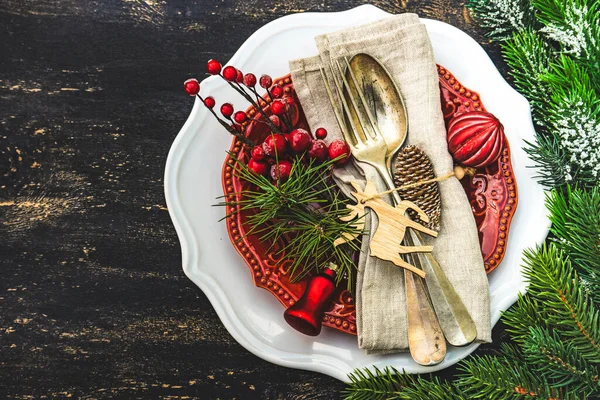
[
  {"left": 262, "top": 134, "right": 287, "bottom": 156},
  {"left": 259, "top": 74, "right": 272, "bottom": 88},
  {"left": 328, "top": 139, "right": 351, "bottom": 164},
  {"left": 207, "top": 59, "right": 222, "bottom": 75},
  {"left": 271, "top": 85, "right": 283, "bottom": 98},
  {"left": 248, "top": 159, "right": 268, "bottom": 176},
  {"left": 244, "top": 73, "right": 257, "bottom": 87},
  {"left": 308, "top": 139, "right": 328, "bottom": 162},
  {"left": 270, "top": 160, "right": 293, "bottom": 182},
  {"left": 288, "top": 129, "right": 311, "bottom": 153},
  {"left": 203, "top": 96, "right": 215, "bottom": 108},
  {"left": 233, "top": 111, "right": 247, "bottom": 124},
  {"left": 184, "top": 78, "right": 200, "bottom": 96},
  {"left": 251, "top": 146, "right": 266, "bottom": 161},
  {"left": 222, "top": 66, "right": 237, "bottom": 81},
  {"left": 271, "top": 100, "right": 286, "bottom": 115},
  {"left": 220, "top": 103, "right": 234, "bottom": 118},
  {"left": 284, "top": 96, "right": 294, "bottom": 106},
  {"left": 236, "top": 69, "right": 243, "bottom": 83},
  {"left": 315, "top": 127, "right": 327, "bottom": 139}
]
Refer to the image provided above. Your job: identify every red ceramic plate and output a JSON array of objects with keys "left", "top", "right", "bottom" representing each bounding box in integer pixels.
[{"left": 222, "top": 66, "right": 517, "bottom": 336}]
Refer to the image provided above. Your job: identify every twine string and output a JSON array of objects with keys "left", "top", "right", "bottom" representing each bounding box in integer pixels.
[{"left": 363, "top": 170, "right": 459, "bottom": 202}]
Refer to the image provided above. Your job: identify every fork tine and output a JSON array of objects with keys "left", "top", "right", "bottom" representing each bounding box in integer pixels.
[
  {"left": 334, "top": 59, "right": 376, "bottom": 142},
  {"left": 320, "top": 67, "right": 353, "bottom": 144},
  {"left": 342, "top": 57, "right": 385, "bottom": 142},
  {"left": 327, "top": 60, "right": 363, "bottom": 146}
]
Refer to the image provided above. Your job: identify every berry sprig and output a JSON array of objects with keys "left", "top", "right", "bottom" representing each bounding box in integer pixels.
[
  {"left": 184, "top": 59, "right": 301, "bottom": 146},
  {"left": 208, "top": 61, "right": 283, "bottom": 134},
  {"left": 184, "top": 77, "right": 253, "bottom": 146},
  {"left": 184, "top": 61, "right": 352, "bottom": 186}
]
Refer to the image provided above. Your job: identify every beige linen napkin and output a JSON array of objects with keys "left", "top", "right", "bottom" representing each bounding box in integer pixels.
[{"left": 290, "top": 14, "right": 491, "bottom": 353}]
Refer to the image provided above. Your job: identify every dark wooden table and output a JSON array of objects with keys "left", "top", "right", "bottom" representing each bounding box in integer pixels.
[{"left": 0, "top": 1, "right": 510, "bottom": 398}]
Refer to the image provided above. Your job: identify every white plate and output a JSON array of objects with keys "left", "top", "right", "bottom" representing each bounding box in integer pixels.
[{"left": 164, "top": 5, "right": 549, "bottom": 381}]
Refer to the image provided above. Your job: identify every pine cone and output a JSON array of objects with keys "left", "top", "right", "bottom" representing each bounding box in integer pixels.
[{"left": 393, "top": 145, "right": 441, "bottom": 232}]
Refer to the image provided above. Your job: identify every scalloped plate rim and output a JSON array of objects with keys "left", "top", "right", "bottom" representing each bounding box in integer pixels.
[{"left": 164, "top": 4, "right": 550, "bottom": 381}]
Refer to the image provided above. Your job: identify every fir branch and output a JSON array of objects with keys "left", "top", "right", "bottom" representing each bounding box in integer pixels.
[
  {"left": 502, "top": 293, "right": 550, "bottom": 344},
  {"left": 522, "top": 244, "right": 600, "bottom": 363},
  {"left": 467, "top": 0, "right": 537, "bottom": 41},
  {"left": 501, "top": 29, "right": 552, "bottom": 124},
  {"left": 344, "top": 367, "right": 466, "bottom": 400},
  {"left": 523, "top": 326, "right": 600, "bottom": 396},
  {"left": 546, "top": 187, "right": 600, "bottom": 305},
  {"left": 524, "top": 133, "right": 570, "bottom": 188},
  {"left": 533, "top": 0, "right": 600, "bottom": 82},
  {"left": 457, "top": 352, "right": 560, "bottom": 399},
  {"left": 540, "top": 57, "right": 600, "bottom": 186}
]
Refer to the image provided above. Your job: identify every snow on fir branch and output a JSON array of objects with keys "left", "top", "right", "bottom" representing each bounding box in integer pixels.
[
  {"left": 534, "top": 0, "right": 600, "bottom": 72},
  {"left": 467, "top": 0, "right": 537, "bottom": 40}
]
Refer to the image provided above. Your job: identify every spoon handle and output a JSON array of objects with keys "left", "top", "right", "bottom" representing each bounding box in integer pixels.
[
  {"left": 409, "top": 231, "right": 477, "bottom": 346},
  {"left": 404, "top": 265, "right": 446, "bottom": 365},
  {"left": 374, "top": 164, "right": 446, "bottom": 365}
]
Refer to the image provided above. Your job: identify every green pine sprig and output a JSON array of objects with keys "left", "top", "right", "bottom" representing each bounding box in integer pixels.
[
  {"left": 521, "top": 244, "right": 600, "bottom": 363},
  {"left": 344, "top": 367, "right": 467, "bottom": 400},
  {"left": 220, "top": 154, "right": 362, "bottom": 289},
  {"left": 522, "top": 326, "right": 600, "bottom": 396},
  {"left": 546, "top": 187, "right": 600, "bottom": 305}
]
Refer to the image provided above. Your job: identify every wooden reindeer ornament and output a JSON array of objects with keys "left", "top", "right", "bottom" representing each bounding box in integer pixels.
[{"left": 334, "top": 180, "right": 438, "bottom": 278}]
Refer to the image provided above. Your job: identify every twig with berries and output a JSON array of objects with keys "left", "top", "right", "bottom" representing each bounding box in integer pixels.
[
  {"left": 185, "top": 59, "right": 302, "bottom": 148},
  {"left": 184, "top": 78, "right": 254, "bottom": 146}
]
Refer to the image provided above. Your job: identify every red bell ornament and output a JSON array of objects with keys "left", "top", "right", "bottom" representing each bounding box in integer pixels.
[
  {"left": 284, "top": 265, "right": 338, "bottom": 336},
  {"left": 447, "top": 111, "right": 505, "bottom": 168}
]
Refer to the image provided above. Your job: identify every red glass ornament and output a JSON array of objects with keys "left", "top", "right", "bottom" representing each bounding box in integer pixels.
[
  {"left": 222, "top": 66, "right": 237, "bottom": 82},
  {"left": 220, "top": 103, "right": 234, "bottom": 118},
  {"left": 271, "top": 84, "right": 284, "bottom": 98},
  {"left": 447, "top": 111, "right": 505, "bottom": 168},
  {"left": 233, "top": 111, "right": 247, "bottom": 124},
  {"left": 207, "top": 59, "right": 222, "bottom": 75},
  {"left": 328, "top": 139, "right": 351, "bottom": 164},
  {"left": 315, "top": 127, "right": 327, "bottom": 139},
  {"left": 283, "top": 267, "right": 337, "bottom": 336},
  {"left": 183, "top": 78, "right": 200, "bottom": 96},
  {"left": 259, "top": 74, "right": 272, "bottom": 88},
  {"left": 243, "top": 73, "right": 257, "bottom": 87},
  {"left": 203, "top": 96, "right": 215, "bottom": 109}
]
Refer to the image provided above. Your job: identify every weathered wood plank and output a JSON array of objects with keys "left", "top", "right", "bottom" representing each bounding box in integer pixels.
[{"left": 0, "top": 1, "right": 509, "bottom": 398}]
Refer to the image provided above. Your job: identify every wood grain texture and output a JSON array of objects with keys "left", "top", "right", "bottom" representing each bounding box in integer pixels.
[{"left": 0, "top": 0, "right": 511, "bottom": 398}]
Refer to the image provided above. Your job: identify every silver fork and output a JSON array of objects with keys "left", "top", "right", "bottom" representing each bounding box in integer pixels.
[{"left": 320, "top": 62, "right": 446, "bottom": 366}]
